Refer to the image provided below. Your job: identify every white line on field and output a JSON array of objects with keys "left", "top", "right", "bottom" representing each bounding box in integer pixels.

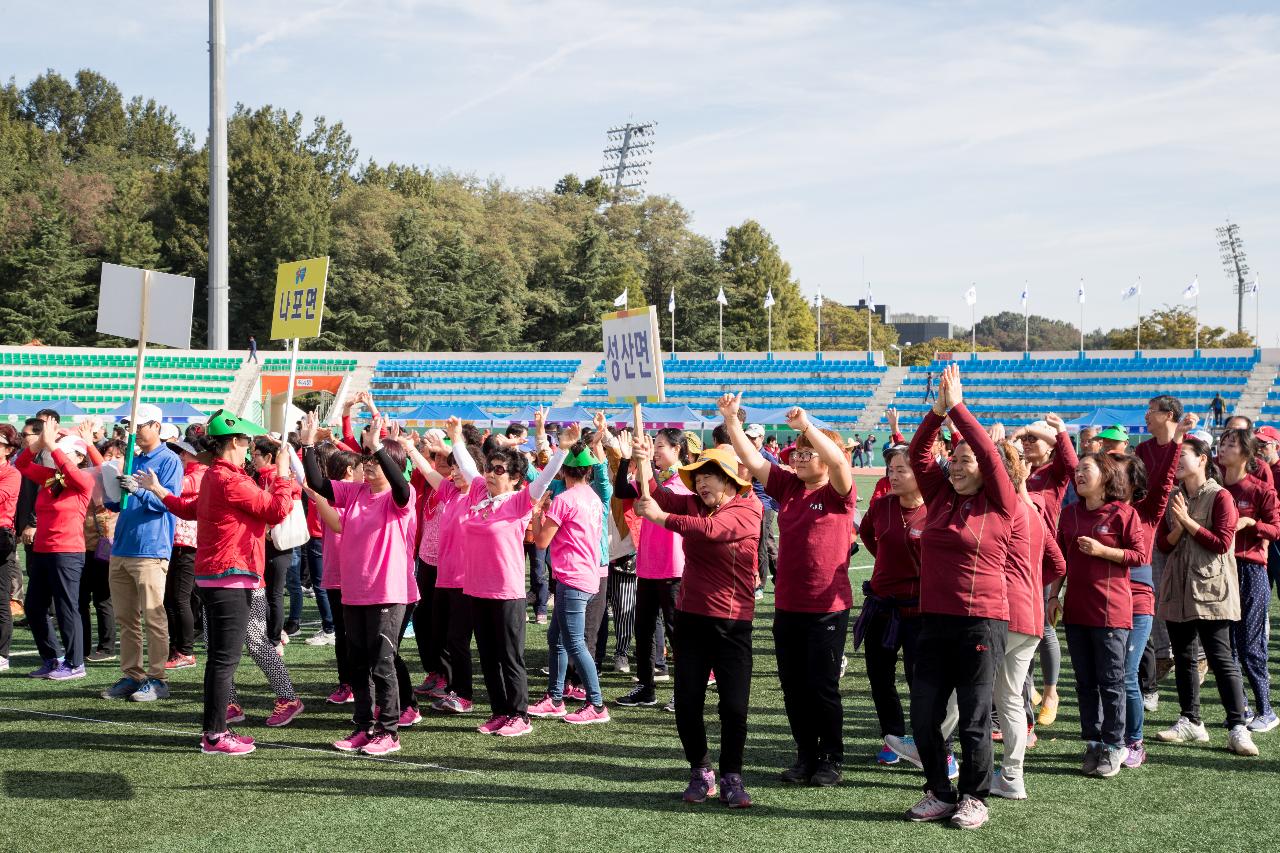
[{"left": 0, "top": 705, "right": 479, "bottom": 774}]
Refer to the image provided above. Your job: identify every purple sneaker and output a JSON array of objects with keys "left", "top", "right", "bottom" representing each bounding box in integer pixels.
[
  {"left": 718, "top": 773, "right": 753, "bottom": 808},
  {"left": 28, "top": 659, "right": 61, "bottom": 678},
  {"left": 47, "top": 663, "right": 86, "bottom": 681},
  {"left": 1123, "top": 740, "right": 1147, "bottom": 768},
  {"left": 683, "top": 767, "right": 717, "bottom": 803}
]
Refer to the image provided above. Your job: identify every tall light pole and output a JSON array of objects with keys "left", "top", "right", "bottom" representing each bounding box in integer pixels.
[
  {"left": 207, "top": 0, "right": 229, "bottom": 350},
  {"left": 600, "top": 121, "right": 656, "bottom": 196},
  {"left": 1217, "top": 219, "right": 1250, "bottom": 334}
]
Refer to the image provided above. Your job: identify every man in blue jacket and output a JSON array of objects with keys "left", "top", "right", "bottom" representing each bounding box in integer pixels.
[{"left": 101, "top": 404, "right": 184, "bottom": 702}]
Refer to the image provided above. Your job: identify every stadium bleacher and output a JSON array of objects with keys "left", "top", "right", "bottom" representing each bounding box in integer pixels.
[
  {"left": 0, "top": 350, "right": 240, "bottom": 414},
  {"left": 578, "top": 357, "right": 885, "bottom": 427},
  {"left": 369, "top": 356, "right": 585, "bottom": 417},
  {"left": 888, "top": 353, "right": 1259, "bottom": 428}
]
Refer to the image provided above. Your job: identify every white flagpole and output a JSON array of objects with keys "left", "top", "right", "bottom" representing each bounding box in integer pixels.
[
  {"left": 671, "top": 301, "right": 676, "bottom": 359},
  {"left": 1078, "top": 278, "right": 1084, "bottom": 354},
  {"left": 767, "top": 304, "right": 773, "bottom": 355},
  {"left": 1136, "top": 282, "right": 1142, "bottom": 352},
  {"left": 1023, "top": 283, "right": 1029, "bottom": 355},
  {"left": 1255, "top": 276, "right": 1261, "bottom": 349},
  {"left": 970, "top": 302, "right": 975, "bottom": 355},
  {"left": 1195, "top": 292, "right": 1200, "bottom": 351},
  {"left": 866, "top": 298, "right": 871, "bottom": 357},
  {"left": 719, "top": 301, "right": 723, "bottom": 356}
]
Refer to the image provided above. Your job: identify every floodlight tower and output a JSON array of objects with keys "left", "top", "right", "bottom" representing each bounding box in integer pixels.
[
  {"left": 1217, "top": 219, "right": 1250, "bottom": 334},
  {"left": 600, "top": 121, "right": 656, "bottom": 196}
]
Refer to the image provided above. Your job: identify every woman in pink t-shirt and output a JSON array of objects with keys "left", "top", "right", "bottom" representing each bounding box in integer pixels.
[
  {"left": 459, "top": 418, "right": 568, "bottom": 738},
  {"left": 305, "top": 447, "right": 360, "bottom": 705},
  {"left": 529, "top": 437, "right": 612, "bottom": 725},
  {"left": 302, "top": 415, "right": 417, "bottom": 758}
]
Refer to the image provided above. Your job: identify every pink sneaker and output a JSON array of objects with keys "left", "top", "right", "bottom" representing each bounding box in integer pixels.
[
  {"left": 202, "top": 730, "right": 255, "bottom": 756},
  {"left": 427, "top": 679, "right": 451, "bottom": 700},
  {"left": 360, "top": 731, "right": 401, "bottom": 755},
  {"left": 327, "top": 684, "right": 354, "bottom": 705},
  {"left": 528, "top": 694, "right": 567, "bottom": 718},
  {"left": 265, "top": 698, "right": 305, "bottom": 727},
  {"left": 565, "top": 685, "right": 587, "bottom": 702},
  {"left": 565, "top": 703, "right": 611, "bottom": 725},
  {"left": 399, "top": 705, "right": 422, "bottom": 727},
  {"left": 226, "top": 702, "right": 246, "bottom": 724},
  {"left": 432, "top": 692, "right": 473, "bottom": 714},
  {"left": 497, "top": 716, "right": 533, "bottom": 737},
  {"left": 477, "top": 714, "right": 508, "bottom": 735},
  {"left": 333, "top": 728, "right": 372, "bottom": 752},
  {"left": 413, "top": 673, "right": 441, "bottom": 696}
]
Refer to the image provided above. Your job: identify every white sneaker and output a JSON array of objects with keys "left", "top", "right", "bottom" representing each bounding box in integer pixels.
[
  {"left": 949, "top": 794, "right": 989, "bottom": 829},
  {"left": 884, "top": 734, "right": 922, "bottom": 768},
  {"left": 305, "top": 630, "right": 336, "bottom": 646},
  {"left": 1229, "top": 725, "right": 1260, "bottom": 756},
  {"left": 990, "top": 768, "right": 1027, "bottom": 800},
  {"left": 1142, "top": 691, "right": 1159, "bottom": 713},
  {"left": 1156, "top": 715, "right": 1210, "bottom": 743},
  {"left": 0, "top": 655, "right": 8, "bottom": 672}
]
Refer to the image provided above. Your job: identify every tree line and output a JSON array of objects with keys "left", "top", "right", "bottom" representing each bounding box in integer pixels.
[{"left": 0, "top": 69, "right": 1254, "bottom": 363}]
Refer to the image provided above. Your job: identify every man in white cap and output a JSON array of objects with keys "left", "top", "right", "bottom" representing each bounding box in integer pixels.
[
  {"left": 101, "top": 403, "right": 184, "bottom": 703},
  {"left": 744, "top": 423, "right": 778, "bottom": 598}
]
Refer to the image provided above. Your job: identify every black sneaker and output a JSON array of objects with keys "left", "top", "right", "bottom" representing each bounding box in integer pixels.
[
  {"left": 810, "top": 760, "right": 843, "bottom": 787},
  {"left": 284, "top": 621, "right": 301, "bottom": 638},
  {"left": 86, "top": 649, "right": 117, "bottom": 663},
  {"left": 616, "top": 685, "right": 657, "bottom": 707},
  {"left": 779, "top": 759, "right": 814, "bottom": 785}
]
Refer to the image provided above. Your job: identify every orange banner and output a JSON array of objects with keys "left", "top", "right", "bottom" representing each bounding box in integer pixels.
[{"left": 261, "top": 374, "right": 343, "bottom": 396}]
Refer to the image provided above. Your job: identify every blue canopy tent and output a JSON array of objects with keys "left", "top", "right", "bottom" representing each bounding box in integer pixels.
[
  {"left": 1064, "top": 407, "right": 1148, "bottom": 433},
  {"left": 606, "top": 404, "right": 706, "bottom": 429},
  {"left": 498, "top": 405, "right": 595, "bottom": 426},
  {"left": 32, "top": 398, "right": 86, "bottom": 418},
  {"left": 430, "top": 403, "right": 497, "bottom": 427},
  {"left": 737, "top": 405, "right": 834, "bottom": 431},
  {"left": 103, "top": 401, "right": 208, "bottom": 423},
  {"left": 397, "top": 403, "right": 447, "bottom": 424},
  {"left": 0, "top": 398, "right": 37, "bottom": 417}
]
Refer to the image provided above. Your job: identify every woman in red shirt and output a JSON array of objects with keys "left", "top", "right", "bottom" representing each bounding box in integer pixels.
[
  {"left": 1217, "top": 428, "right": 1280, "bottom": 732},
  {"left": 1012, "top": 414, "right": 1076, "bottom": 726},
  {"left": 1056, "top": 452, "right": 1147, "bottom": 779},
  {"left": 903, "top": 364, "right": 1016, "bottom": 830},
  {"left": 856, "top": 445, "right": 926, "bottom": 765},
  {"left": 14, "top": 418, "right": 94, "bottom": 681},
  {"left": 720, "top": 394, "right": 854, "bottom": 789},
  {"left": 140, "top": 410, "right": 295, "bottom": 755},
  {"left": 633, "top": 438, "right": 762, "bottom": 810}
]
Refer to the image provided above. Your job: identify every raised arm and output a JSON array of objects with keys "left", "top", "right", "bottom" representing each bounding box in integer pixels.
[
  {"left": 940, "top": 365, "right": 1016, "bottom": 514},
  {"left": 716, "top": 392, "right": 770, "bottom": 483},
  {"left": 1135, "top": 413, "right": 1196, "bottom": 526},
  {"left": 1046, "top": 413, "right": 1078, "bottom": 484},
  {"left": 445, "top": 417, "right": 480, "bottom": 482},
  {"left": 908, "top": 409, "right": 948, "bottom": 501},
  {"left": 786, "top": 405, "right": 852, "bottom": 496}
]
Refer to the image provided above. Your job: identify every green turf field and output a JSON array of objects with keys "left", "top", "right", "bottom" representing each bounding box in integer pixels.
[{"left": 1, "top": 476, "right": 1276, "bottom": 851}]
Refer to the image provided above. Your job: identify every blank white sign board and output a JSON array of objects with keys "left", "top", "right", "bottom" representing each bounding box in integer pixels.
[{"left": 96, "top": 263, "right": 195, "bottom": 349}]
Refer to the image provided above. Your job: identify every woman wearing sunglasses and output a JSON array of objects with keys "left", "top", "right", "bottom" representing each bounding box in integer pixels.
[{"left": 461, "top": 418, "right": 569, "bottom": 737}]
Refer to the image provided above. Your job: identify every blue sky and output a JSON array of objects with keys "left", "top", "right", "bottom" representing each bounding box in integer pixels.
[{"left": 5, "top": 1, "right": 1278, "bottom": 339}]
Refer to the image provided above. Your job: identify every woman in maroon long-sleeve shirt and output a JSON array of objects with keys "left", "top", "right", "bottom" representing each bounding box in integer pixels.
[
  {"left": 901, "top": 364, "right": 1015, "bottom": 830},
  {"left": 1013, "top": 414, "right": 1076, "bottom": 725},
  {"left": 1217, "top": 428, "right": 1280, "bottom": 731},
  {"left": 1057, "top": 451, "right": 1148, "bottom": 778},
  {"left": 633, "top": 439, "right": 761, "bottom": 810}
]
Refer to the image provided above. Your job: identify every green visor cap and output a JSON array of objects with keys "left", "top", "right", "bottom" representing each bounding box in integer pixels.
[
  {"left": 563, "top": 448, "right": 597, "bottom": 467},
  {"left": 1097, "top": 425, "right": 1129, "bottom": 442},
  {"left": 205, "top": 408, "right": 268, "bottom": 438}
]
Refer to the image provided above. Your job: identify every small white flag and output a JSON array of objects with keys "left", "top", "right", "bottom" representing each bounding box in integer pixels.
[
  {"left": 668, "top": 287, "right": 675, "bottom": 313},
  {"left": 716, "top": 287, "right": 728, "bottom": 307},
  {"left": 964, "top": 285, "right": 977, "bottom": 306},
  {"left": 613, "top": 288, "right": 628, "bottom": 308},
  {"left": 1077, "top": 279, "right": 1086, "bottom": 304},
  {"left": 1121, "top": 278, "right": 1141, "bottom": 301},
  {"left": 1183, "top": 277, "right": 1200, "bottom": 301},
  {"left": 814, "top": 286, "right": 822, "bottom": 307},
  {"left": 763, "top": 288, "right": 775, "bottom": 309},
  {"left": 1247, "top": 275, "right": 1259, "bottom": 295},
  {"left": 1020, "top": 284, "right": 1028, "bottom": 307},
  {"left": 866, "top": 283, "right": 875, "bottom": 312}
]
